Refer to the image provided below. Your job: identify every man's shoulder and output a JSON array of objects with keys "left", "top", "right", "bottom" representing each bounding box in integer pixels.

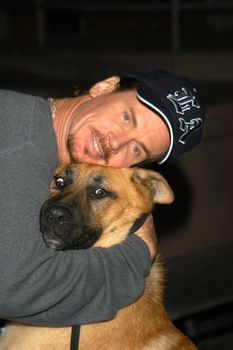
[
  {"left": 0, "top": 89, "right": 45, "bottom": 104},
  {"left": 0, "top": 90, "right": 49, "bottom": 121},
  {"left": 0, "top": 90, "right": 55, "bottom": 157}
]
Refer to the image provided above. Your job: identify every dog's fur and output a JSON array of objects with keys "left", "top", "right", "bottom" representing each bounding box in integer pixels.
[{"left": 0, "top": 163, "right": 197, "bottom": 350}]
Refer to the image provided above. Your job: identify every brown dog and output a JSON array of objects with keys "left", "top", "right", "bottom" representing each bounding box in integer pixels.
[{"left": 0, "top": 163, "right": 197, "bottom": 350}]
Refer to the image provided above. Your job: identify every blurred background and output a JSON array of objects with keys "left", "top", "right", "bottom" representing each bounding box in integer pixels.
[{"left": 0, "top": 0, "right": 233, "bottom": 349}]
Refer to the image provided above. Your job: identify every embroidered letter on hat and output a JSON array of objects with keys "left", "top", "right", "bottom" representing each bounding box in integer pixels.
[
  {"left": 179, "top": 117, "right": 203, "bottom": 144},
  {"left": 167, "top": 87, "right": 200, "bottom": 115}
]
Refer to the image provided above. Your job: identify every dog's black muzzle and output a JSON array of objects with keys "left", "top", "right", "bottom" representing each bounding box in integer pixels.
[
  {"left": 45, "top": 205, "right": 72, "bottom": 226},
  {"left": 40, "top": 200, "right": 102, "bottom": 251}
]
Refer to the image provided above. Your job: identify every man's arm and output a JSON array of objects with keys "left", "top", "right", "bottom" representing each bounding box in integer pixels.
[{"left": 0, "top": 91, "right": 152, "bottom": 325}]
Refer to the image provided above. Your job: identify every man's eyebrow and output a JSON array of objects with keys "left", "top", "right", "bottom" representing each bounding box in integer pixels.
[
  {"left": 129, "top": 106, "right": 137, "bottom": 127},
  {"left": 140, "top": 142, "right": 151, "bottom": 158}
]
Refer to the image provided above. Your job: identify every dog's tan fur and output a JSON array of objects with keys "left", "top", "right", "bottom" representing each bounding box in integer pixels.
[{"left": 0, "top": 163, "right": 197, "bottom": 350}]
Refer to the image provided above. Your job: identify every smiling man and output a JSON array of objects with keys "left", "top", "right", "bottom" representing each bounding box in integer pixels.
[
  {"left": 52, "top": 70, "right": 204, "bottom": 169},
  {"left": 0, "top": 70, "right": 204, "bottom": 327},
  {"left": 54, "top": 78, "right": 169, "bottom": 167}
]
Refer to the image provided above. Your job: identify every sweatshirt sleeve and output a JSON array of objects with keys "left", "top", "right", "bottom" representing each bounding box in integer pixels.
[{"left": 0, "top": 90, "right": 151, "bottom": 326}]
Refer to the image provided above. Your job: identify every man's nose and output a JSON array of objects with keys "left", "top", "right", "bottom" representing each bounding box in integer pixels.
[{"left": 108, "top": 132, "right": 129, "bottom": 153}]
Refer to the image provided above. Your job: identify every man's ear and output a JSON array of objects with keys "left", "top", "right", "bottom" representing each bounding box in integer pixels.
[
  {"left": 89, "top": 76, "right": 120, "bottom": 97},
  {"left": 132, "top": 168, "right": 174, "bottom": 205}
]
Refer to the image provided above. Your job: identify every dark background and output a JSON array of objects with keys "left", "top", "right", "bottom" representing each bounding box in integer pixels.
[{"left": 0, "top": 1, "right": 233, "bottom": 348}]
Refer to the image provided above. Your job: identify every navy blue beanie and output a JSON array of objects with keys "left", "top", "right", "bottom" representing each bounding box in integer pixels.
[{"left": 127, "top": 70, "right": 205, "bottom": 163}]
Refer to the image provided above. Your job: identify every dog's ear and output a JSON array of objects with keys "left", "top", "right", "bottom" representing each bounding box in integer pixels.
[{"left": 132, "top": 168, "right": 174, "bottom": 204}]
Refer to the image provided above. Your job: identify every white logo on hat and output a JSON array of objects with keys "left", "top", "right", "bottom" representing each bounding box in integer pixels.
[
  {"left": 179, "top": 118, "right": 202, "bottom": 144},
  {"left": 167, "top": 87, "right": 200, "bottom": 114}
]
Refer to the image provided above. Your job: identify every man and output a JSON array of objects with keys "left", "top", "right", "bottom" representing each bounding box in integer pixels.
[{"left": 0, "top": 70, "right": 204, "bottom": 326}]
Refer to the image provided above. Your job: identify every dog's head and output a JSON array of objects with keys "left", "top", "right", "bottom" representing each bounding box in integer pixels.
[{"left": 40, "top": 163, "right": 174, "bottom": 250}]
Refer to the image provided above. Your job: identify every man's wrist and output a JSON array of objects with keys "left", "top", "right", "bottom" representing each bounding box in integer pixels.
[{"left": 123, "top": 234, "right": 152, "bottom": 276}]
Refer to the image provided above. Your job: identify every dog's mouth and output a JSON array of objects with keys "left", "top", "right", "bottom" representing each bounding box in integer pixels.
[
  {"left": 40, "top": 202, "right": 102, "bottom": 250},
  {"left": 42, "top": 234, "right": 66, "bottom": 250},
  {"left": 42, "top": 228, "right": 102, "bottom": 250}
]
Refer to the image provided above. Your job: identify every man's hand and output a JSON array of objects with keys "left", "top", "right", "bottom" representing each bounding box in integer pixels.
[{"left": 135, "top": 214, "right": 157, "bottom": 261}]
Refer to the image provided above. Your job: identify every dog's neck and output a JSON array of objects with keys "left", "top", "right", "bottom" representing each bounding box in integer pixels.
[
  {"left": 93, "top": 213, "right": 150, "bottom": 249},
  {"left": 128, "top": 213, "right": 149, "bottom": 235}
]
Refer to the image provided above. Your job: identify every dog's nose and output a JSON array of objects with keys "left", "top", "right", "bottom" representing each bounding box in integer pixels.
[{"left": 45, "top": 206, "right": 71, "bottom": 226}]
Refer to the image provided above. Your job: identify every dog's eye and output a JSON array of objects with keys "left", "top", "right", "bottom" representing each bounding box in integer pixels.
[
  {"left": 89, "top": 188, "right": 108, "bottom": 200},
  {"left": 88, "top": 186, "right": 116, "bottom": 201},
  {"left": 94, "top": 188, "right": 107, "bottom": 199},
  {"left": 55, "top": 176, "right": 65, "bottom": 189}
]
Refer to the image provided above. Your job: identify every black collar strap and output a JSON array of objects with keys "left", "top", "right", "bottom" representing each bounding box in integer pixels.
[
  {"left": 70, "top": 325, "right": 80, "bottom": 350},
  {"left": 128, "top": 213, "right": 149, "bottom": 235}
]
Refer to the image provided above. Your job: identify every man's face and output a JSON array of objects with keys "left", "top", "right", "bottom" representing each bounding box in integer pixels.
[{"left": 68, "top": 90, "right": 169, "bottom": 168}]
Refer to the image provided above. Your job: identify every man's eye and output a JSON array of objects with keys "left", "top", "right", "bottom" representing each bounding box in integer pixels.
[
  {"left": 123, "top": 112, "right": 130, "bottom": 123},
  {"left": 133, "top": 144, "right": 140, "bottom": 156},
  {"left": 55, "top": 177, "right": 65, "bottom": 189}
]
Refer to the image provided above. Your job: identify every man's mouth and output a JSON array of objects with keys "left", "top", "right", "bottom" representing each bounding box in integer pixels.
[{"left": 92, "top": 129, "right": 107, "bottom": 160}]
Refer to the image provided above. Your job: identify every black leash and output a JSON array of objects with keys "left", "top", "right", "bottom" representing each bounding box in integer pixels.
[{"left": 70, "top": 325, "right": 80, "bottom": 350}]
